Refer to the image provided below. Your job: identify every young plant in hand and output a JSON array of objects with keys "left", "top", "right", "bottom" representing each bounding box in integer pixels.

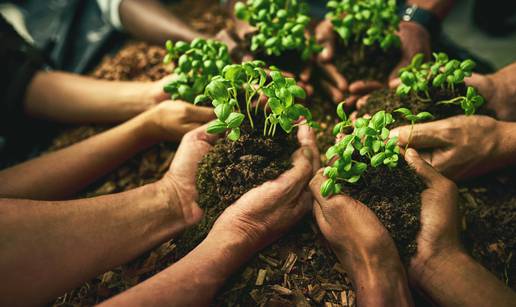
[
  {"left": 234, "top": 0, "right": 321, "bottom": 59},
  {"left": 195, "top": 61, "right": 315, "bottom": 141},
  {"left": 321, "top": 108, "right": 400, "bottom": 197},
  {"left": 396, "top": 52, "right": 485, "bottom": 115},
  {"left": 163, "top": 39, "right": 232, "bottom": 102},
  {"left": 394, "top": 108, "right": 433, "bottom": 150}
]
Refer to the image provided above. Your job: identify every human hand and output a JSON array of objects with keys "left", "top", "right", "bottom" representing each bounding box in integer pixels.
[
  {"left": 209, "top": 126, "right": 319, "bottom": 252},
  {"left": 140, "top": 100, "right": 215, "bottom": 142},
  {"left": 391, "top": 115, "right": 513, "bottom": 180}
]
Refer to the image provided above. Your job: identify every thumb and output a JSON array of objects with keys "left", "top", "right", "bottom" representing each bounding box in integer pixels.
[
  {"left": 390, "top": 123, "right": 448, "bottom": 149},
  {"left": 404, "top": 148, "right": 443, "bottom": 187},
  {"left": 186, "top": 104, "right": 216, "bottom": 123}
]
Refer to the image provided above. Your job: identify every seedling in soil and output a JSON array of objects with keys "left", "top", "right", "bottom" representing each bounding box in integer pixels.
[
  {"left": 234, "top": 0, "right": 321, "bottom": 59},
  {"left": 394, "top": 108, "right": 433, "bottom": 150},
  {"left": 321, "top": 110, "right": 400, "bottom": 197},
  {"left": 327, "top": 0, "right": 401, "bottom": 52},
  {"left": 163, "top": 39, "right": 232, "bottom": 102},
  {"left": 396, "top": 52, "right": 485, "bottom": 115},
  {"left": 195, "top": 61, "right": 315, "bottom": 141}
]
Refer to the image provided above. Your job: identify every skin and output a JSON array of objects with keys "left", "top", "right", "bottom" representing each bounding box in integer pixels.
[
  {"left": 390, "top": 115, "right": 516, "bottom": 181},
  {"left": 0, "top": 101, "right": 214, "bottom": 200},
  {"left": 100, "top": 126, "right": 320, "bottom": 306},
  {"left": 0, "top": 125, "right": 220, "bottom": 306},
  {"left": 24, "top": 71, "right": 176, "bottom": 124},
  {"left": 119, "top": 0, "right": 208, "bottom": 45},
  {"left": 310, "top": 172, "right": 414, "bottom": 307}
]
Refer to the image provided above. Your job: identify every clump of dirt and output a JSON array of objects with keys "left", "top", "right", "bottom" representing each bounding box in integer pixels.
[
  {"left": 334, "top": 41, "right": 401, "bottom": 83},
  {"left": 344, "top": 158, "right": 426, "bottom": 262},
  {"left": 175, "top": 111, "right": 299, "bottom": 256}
]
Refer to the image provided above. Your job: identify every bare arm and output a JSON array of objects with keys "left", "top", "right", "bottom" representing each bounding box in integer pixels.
[
  {"left": 119, "top": 0, "right": 208, "bottom": 45},
  {"left": 407, "top": 0, "right": 455, "bottom": 19},
  {"left": 0, "top": 101, "right": 214, "bottom": 200},
  {"left": 24, "top": 71, "right": 170, "bottom": 124}
]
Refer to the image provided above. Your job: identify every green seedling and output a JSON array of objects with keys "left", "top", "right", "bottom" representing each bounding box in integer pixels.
[
  {"left": 234, "top": 0, "right": 321, "bottom": 59},
  {"left": 321, "top": 110, "right": 400, "bottom": 197},
  {"left": 163, "top": 39, "right": 232, "bottom": 102},
  {"left": 195, "top": 61, "right": 315, "bottom": 141},
  {"left": 396, "top": 52, "right": 485, "bottom": 115},
  {"left": 394, "top": 108, "right": 434, "bottom": 150},
  {"left": 326, "top": 0, "right": 401, "bottom": 51}
]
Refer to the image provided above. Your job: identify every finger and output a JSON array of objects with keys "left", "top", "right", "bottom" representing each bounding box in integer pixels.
[
  {"left": 299, "top": 81, "right": 314, "bottom": 97},
  {"left": 320, "top": 63, "right": 348, "bottom": 91},
  {"left": 320, "top": 80, "right": 345, "bottom": 104},
  {"left": 356, "top": 95, "right": 370, "bottom": 110},
  {"left": 184, "top": 103, "right": 216, "bottom": 123},
  {"left": 300, "top": 66, "right": 312, "bottom": 83},
  {"left": 389, "top": 78, "right": 401, "bottom": 89},
  {"left": 343, "top": 95, "right": 359, "bottom": 111},
  {"left": 404, "top": 149, "right": 446, "bottom": 187},
  {"left": 348, "top": 80, "right": 383, "bottom": 95},
  {"left": 297, "top": 125, "right": 320, "bottom": 171},
  {"left": 388, "top": 60, "right": 409, "bottom": 81},
  {"left": 390, "top": 123, "right": 448, "bottom": 148}
]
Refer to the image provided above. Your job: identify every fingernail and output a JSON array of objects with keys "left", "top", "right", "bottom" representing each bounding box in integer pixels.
[{"left": 302, "top": 148, "right": 313, "bottom": 160}]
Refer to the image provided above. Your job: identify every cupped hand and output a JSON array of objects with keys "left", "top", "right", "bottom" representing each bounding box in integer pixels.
[
  {"left": 210, "top": 126, "right": 319, "bottom": 252},
  {"left": 141, "top": 100, "right": 215, "bottom": 142},
  {"left": 391, "top": 115, "right": 507, "bottom": 180}
]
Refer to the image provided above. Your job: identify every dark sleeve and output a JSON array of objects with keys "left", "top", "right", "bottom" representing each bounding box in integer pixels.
[{"left": 0, "top": 15, "right": 48, "bottom": 138}]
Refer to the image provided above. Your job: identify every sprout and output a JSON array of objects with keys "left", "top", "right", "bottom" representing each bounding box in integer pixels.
[
  {"left": 394, "top": 108, "right": 434, "bottom": 150},
  {"left": 234, "top": 0, "right": 321, "bottom": 59},
  {"left": 163, "top": 39, "right": 232, "bottom": 103},
  {"left": 326, "top": 0, "right": 401, "bottom": 51},
  {"left": 198, "top": 61, "right": 315, "bottom": 141}
]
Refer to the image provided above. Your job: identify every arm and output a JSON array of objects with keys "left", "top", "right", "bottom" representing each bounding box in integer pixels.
[
  {"left": 100, "top": 126, "right": 319, "bottom": 306},
  {"left": 309, "top": 172, "right": 413, "bottom": 307},
  {"left": 118, "top": 0, "right": 208, "bottom": 45},
  {"left": 0, "top": 101, "right": 214, "bottom": 200},
  {"left": 24, "top": 71, "right": 174, "bottom": 124},
  {"left": 404, "top": 149, "right": 516, "bottom": 307}
]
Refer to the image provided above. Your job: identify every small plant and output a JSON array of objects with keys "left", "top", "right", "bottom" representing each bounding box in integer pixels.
[
  {"left": 394, "top": 108, "right": 433, "bottom": 150},
  {"left": 234, "top": 0, "right": 321, "bottom": 59},
  {"left": 163, "top": 39, "right": 232, "bottom": 102},
  {"left": 326, "top": 0, "right": 401, "bottom": 51},
  {"left": 396, "top": 53, "right": 485, "bottom": 115},
  {"left": 195, "top": 61, "right": 314, "bottom": 141},
  {"left": 321, "top": 108, "right": 400, "bottom": 197}
]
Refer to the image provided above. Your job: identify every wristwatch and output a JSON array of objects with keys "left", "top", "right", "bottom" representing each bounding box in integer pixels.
[{"left": 399, "top": 4, "right": 442, "bottom": 39}]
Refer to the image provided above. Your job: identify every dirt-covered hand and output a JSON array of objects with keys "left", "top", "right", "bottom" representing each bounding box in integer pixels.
[
  {"left": 309, "top": 170, "right": 402, "bottom": 278},
  {"left": 403, "top": 149, "right": 461, "bottom": 268},
  {"left": 391, "top": 115, "right": 511, "bottom": 180},
  {"left": 388, "top": 22, "right": 431, "bottom": 83},
  {"left": 315, "top": 20, "right": 348, "bottom": 104},
  {"left": 210, "top": 126, "right": 319, "bottom": 252},
  {"left": 141, "top": 100, "right": 215, "bottom": 142}
]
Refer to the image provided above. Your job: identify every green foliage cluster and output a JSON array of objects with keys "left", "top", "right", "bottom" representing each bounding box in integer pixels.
[
  {"left": 326, "top": 0, "right": 401, "bottom": 51},
  {"left": 396, "top": 53, "right": 485, "bottom": 115},
  {"left": 163, "top": 39, "right": 232, "bottom": 102},
  {"left": 195, "top": 61, "right": 314, "bottom": 141},
  {"left": 321, "top": 106, "right": 400, "bottom": 197},
  {"left": 234, "top": 0, "right": 321, "bottom": 59}
]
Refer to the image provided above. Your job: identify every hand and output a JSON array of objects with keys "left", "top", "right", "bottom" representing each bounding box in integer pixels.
[
  {"left": 315, "top": 20, "right": 348, "bottom": 105},
  {"left": 388, "top": 22, "right": 431, "bottom": 85},
  {"left": 391, "top": 115, "right": 513, "bottom": 180},
  {"left": 309, "top": 170, "right": 413, "bottom": 307},
  {"left": 157, "top": 125, "right": 221, "bottom": 232},
  {"left": 140, "top": 100, "right": 215, "bottom": 142},
  {"left": 142, "top": 74, "right": 179, "bottom": 106},
  {"left": 209, "top": 126, "right": 319, "bottom": 252}
]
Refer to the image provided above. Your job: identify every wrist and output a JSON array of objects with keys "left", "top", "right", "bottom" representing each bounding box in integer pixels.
[
  {"left": 409, "top": 245, "right": 465, "bottom": 288},
  {"left": 494, "top": 120, "right": 516, "bottom": 166}
]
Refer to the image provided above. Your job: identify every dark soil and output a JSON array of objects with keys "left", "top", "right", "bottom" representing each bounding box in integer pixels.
[
  {"left": 334, "top": 39, "right": 401, "bottom": 83},
  {"left": 346, "top": 158, "right": 425, "bottom": 262},
  {"left": 176, "top": 112, "right": 299, "bottom": 256}
]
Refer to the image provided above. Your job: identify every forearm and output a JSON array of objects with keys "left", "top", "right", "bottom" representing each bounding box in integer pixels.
[
  {"left": 0, "top": 183, "right": 181, "bottom": 306},
  {"left": 406, "top": 0, "right": 455, "bottom": 19},
  {"left": 490, "top": 62, "right": 516, "bottom": 104},
  {"left": 410, "top": 249, "right": 515, "bottom": 307},
  {"left": 494, "top": 121, "right": 516, "bottom": 167},
  {"left": 24, "top": 71, "right": 155, "bottom": 124},
  {"left": 0, "top": 111, "right": 155, "bottom": 200},
  {"left": 119, "top": 0, "right": 208, "bottom": 45},
  {"left": 101, "top": 230, "right": 252, "bottom": 306}
]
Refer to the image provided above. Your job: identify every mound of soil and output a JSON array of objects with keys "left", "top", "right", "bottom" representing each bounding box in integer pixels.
[
  {"left": 176, "top": 113, "right": 298, "bottom": 256},
  {"left": 334, "top": 40, "right": 401, "bottom": 83},
  {"left": 345, "top": 158, "right": 425, "bottom": 262}
]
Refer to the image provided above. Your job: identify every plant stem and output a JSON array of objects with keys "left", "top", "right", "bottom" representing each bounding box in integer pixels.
[
  {"left": 405, "top": 121, "right": 414, "bottom": 152},
  {"left": 436, "top": 96, "right": 464, "bottom": 105}
]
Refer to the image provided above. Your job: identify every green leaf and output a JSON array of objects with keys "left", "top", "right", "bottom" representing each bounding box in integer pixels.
[
  {"left": 206, "top": 80, "right": 228, "bottom": 100},
  {"left": 207, "top": 119, "right": 227, "bottom": 134},
  {"left": 214, "top": 103, "right": 231, "bottom": 121},
  {"left": 320, "top": 179, "right": 335, "bottom": 197},
  {"left": 268, "top": 97, "right": 283, "bottom": 114},
  {"left": 226, "top": 112, "right": 245, "bottom": 129},
  {"left": 416, "top": 112, "right": 434, "bottom": 121},
  {"left": 337, "top": 102, "right": 347, "bottom": 121},
  {"left": 371, "top": 152, "right": 386, "bottom": 167},
  {"left": 323, "top": 166, "right": 337, "bottom": 178},
  {"left": 228, "top": 128, "right": 241, "bottom": 141},
  {"left": 411, "top": 53, "right": 424, "bottom": 67},
  {"left": 394, "top": 107, "right": 412, "bottom": 117},
  {"left": 194, "top": 94, "right": 209, "bottom": 105},
  {"left": 279, "top": 115, "right": 293, "bottom": 133},
  {"left": 326, "top": 146, "right": 338, "bottom": 160},
  {"left": 288, "top": 85, "right": 306, "bottom": 99}
]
